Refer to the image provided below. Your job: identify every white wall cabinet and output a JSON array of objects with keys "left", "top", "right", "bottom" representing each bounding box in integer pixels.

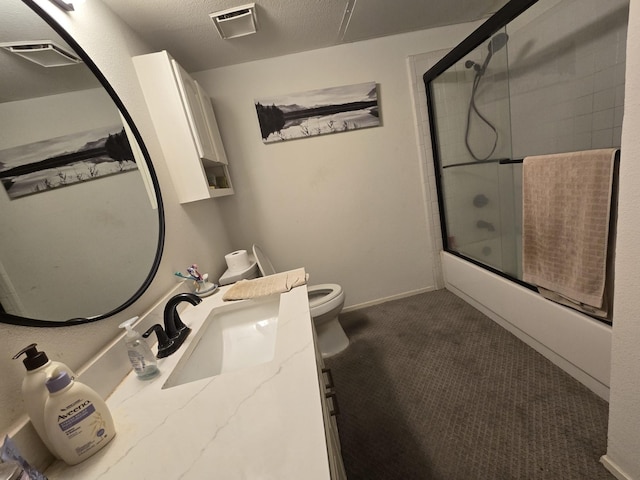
[
  {"left": 313, "top": 326, "right": 347, "bottom": 479},
  {"left": 133, "top": 51, "right": 233, "bottom": 203}
]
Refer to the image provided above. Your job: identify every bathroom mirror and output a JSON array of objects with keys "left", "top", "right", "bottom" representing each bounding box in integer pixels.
[{"left": 0, "top": 0, "right": 164, "bottom": 326}]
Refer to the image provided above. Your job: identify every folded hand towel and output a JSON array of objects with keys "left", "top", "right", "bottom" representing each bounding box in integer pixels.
[
  {"left": 522, "top": 148, "right": 618, "bottom": 316},
  {"left": 222, "top": 268, "right": 308, "bottom": 301}
]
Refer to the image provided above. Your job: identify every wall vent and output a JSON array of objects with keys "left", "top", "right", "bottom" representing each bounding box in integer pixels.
[
  {"left": 210, "top": 3, "right": 258, "bottom": 39},
  {"left": 0, "top": 40, "right": 81, "bottom": 67}
]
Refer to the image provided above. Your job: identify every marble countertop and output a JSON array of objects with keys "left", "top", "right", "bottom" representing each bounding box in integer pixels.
[{"left": 45, "top": 285, "right": 331, "bottom": 479}]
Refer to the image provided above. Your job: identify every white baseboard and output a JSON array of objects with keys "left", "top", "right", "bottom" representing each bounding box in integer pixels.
[
  {"left": 601, "top": 455, "right": 633, "bottom": 480},
  {"left": 342, "top": 287, "right": 436, "bottom": 313}
]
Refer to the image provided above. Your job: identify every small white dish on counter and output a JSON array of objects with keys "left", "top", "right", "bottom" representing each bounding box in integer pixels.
[{"left": 195, "top": 281, "right": 218, "bottom": 297}]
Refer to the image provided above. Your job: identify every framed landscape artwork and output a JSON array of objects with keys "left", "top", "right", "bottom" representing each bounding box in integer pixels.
[
  {"left": 255, "top": 81, "right": 380, "bottom": 143},
  {"left": 0, "top": 124, "right": 137, "bottom": 199}
]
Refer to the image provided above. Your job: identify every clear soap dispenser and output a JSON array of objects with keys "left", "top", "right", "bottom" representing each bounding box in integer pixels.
[{"left": 119, "top": 317, "right": 160, "bottom": 380}]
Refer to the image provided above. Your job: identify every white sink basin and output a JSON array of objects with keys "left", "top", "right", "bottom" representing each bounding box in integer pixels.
[{"left": 162, "top": 296, "right": 280, "bottom": 389}]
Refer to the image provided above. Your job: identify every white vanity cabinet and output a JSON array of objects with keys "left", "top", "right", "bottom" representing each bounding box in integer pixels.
[
  {"left": 42, "top": 286, "right": 344, "bottom": 480},
  {"left": 133, "top": 51, "right": 233, "bottom": 203},
  {"left": 313, "top": 326, "right": 348, "bottom": 479}
]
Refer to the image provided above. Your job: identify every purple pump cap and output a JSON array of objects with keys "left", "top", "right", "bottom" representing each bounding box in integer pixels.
[{"left": 46, "top": 370, "right": 72, "bottom": 393}]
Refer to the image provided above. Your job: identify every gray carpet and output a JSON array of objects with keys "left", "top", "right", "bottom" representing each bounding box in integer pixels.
[{"left": 325, "top": 289, "right": 612, "bottom": 480}]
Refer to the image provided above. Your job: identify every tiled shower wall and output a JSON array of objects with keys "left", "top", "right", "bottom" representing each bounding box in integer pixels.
[
  {"left": 408, "top": 0, "right": 628, "bottom": 282},
  {"left": 508, "top": 0, "right": 627, "bottom": 157}
]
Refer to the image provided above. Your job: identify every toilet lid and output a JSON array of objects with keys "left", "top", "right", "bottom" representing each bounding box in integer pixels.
[{"left": 252, "top": 244, "right": 277, "bottom": 276}]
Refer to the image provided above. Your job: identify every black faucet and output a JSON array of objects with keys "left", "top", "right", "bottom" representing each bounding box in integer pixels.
[
  {"left": 143, "top": 293, "right": 202, "bottom": 358},
  {"left": 164, "top": 293, "right": 202, "bottom": 337}
]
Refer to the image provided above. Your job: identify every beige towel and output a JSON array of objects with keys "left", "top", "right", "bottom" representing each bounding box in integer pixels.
[
  {"left": 222, "top": 268, "right": 308, "bottom": 301},
  {"left": 522, "top": 148, "right": 618, "bottom": 316}
]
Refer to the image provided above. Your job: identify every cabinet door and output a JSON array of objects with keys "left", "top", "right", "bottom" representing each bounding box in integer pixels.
[
  {"left": 196, "top": 82, "right": 229, "bottom": 165},
  {"left": 313, "top": 324, "right": 347, "bottom": 479},
  {"left": 171, "top": 60, "right": 218, "bottom": 162}
]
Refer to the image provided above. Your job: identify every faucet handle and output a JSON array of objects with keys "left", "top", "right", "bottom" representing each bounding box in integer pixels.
[{"left": 143, "top": 324, "right": 174, "bottom": 359}]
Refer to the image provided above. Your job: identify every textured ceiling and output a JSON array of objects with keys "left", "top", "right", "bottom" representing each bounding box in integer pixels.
[
  {"left": 2, "top": 0, "right": 509, "bottom": 103},
  {"left": 100, "top": 0, "right": 509, "bottom": 72}
]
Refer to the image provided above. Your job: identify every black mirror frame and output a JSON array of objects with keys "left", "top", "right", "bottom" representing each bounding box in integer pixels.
[{"left": 1, "top": 0, "right": 165, "bottom": 327}]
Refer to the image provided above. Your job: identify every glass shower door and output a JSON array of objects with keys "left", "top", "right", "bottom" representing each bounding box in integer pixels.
[{"left": 429, "top": 27, "right": 520, "bottom": 277}]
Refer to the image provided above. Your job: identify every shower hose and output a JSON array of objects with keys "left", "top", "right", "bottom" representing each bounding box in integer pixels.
[{"left": 465, "top": 71, "right": 499, "bottom": 161}]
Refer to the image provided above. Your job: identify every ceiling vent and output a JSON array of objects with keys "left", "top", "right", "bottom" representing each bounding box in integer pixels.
[
  {"left": 210, "top": 3, "right": 258, "bottom": 40},
  {"left": 0, "top": 40, "right": 82, "bottom": 67}
]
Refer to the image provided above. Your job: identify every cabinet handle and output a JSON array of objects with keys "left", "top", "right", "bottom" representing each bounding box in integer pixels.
[
  {"left": 322, "top": 368, "right": 334, "bottom": 389},
  {"left": 325, "top": 390, "right": 340, "bottom": 416}
]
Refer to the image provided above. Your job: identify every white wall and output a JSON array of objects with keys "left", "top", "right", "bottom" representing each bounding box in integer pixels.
[
  {"left": 1, "top": 0, "right": 233, "bottom": 433},
  {"left": 192, "top": 23, "right": 481, "bottom": 309},
  {"left": 604, "top": 1, "right": 640, "bottom": 478}
]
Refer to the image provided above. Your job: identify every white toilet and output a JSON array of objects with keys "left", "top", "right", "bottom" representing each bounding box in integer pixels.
[{"left": 252, "top": 244, "right": 349, "bottom": 358}]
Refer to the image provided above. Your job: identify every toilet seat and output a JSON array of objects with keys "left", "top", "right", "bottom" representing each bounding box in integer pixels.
[
  {"left": 252, "top": 244, "right": 348, "bottom": 357},
  {"left": 253, "top": 244, "right": 342, "bottom": 311},
  {"left": 308, "top": 284, "right": 344, "bottom": 316}
]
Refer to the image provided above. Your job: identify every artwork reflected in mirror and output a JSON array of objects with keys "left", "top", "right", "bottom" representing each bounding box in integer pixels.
[
  {"left": 0, "top": 0, "right": 162, "bottom": 325},
  {"left": 0, "top": 125, "right": 137, "bottom": 199}
]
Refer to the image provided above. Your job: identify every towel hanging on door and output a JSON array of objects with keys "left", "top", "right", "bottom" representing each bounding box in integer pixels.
[{"left": 522, "top": 148, "right": 618, "bottom": 318}]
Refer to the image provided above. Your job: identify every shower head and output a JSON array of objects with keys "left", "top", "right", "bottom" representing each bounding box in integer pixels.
[
  {"left": 465, "top": 33, "right": 509, "bottom": 75},
  {"left": 479, "top": 32, "right": 509, "bottom": 73},
  {"left": 488, "top": 32, "right": 509, "bottom": 54}
]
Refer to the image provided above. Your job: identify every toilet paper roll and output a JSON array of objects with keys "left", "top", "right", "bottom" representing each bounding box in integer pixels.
[{"left": 225, "top": 250, "right": 251, "bottom": 272}]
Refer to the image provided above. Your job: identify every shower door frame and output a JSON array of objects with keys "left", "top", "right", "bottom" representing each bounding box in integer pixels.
[{"left": 423, "top": 0, "right": 539, "bottom": 289}]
